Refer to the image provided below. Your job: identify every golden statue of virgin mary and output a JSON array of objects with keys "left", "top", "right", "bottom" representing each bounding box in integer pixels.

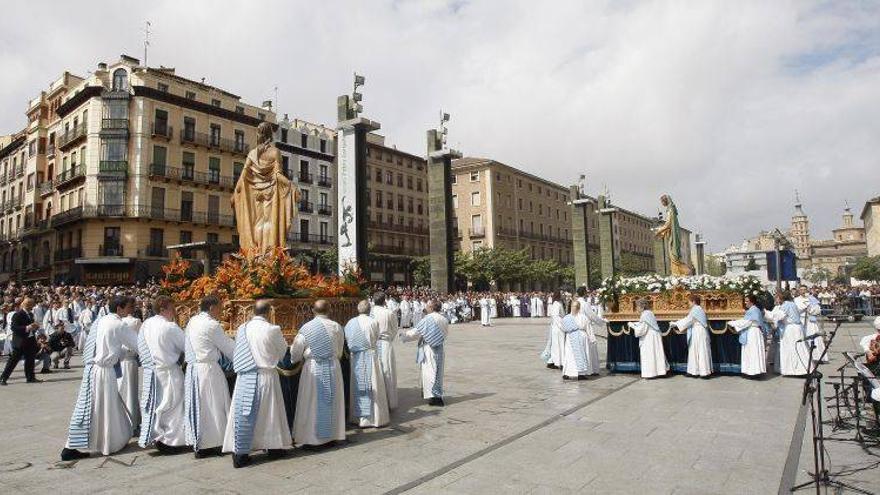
[{"left": 231, "top": 122, "right": 298, "bottom": 254}]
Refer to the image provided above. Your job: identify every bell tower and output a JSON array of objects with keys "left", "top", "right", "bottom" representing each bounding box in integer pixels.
[{"left": 790, "top": 190, "right": 810, "bottom": 259}]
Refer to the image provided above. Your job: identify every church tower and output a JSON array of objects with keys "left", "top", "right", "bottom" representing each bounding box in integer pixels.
[{"left": 790, "top": 191, "right": 810, "bottom": 259}]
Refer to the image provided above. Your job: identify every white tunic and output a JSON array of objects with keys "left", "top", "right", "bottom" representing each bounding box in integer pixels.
[
  {"left": 490, "top": 298, "right": 498, "bottom": 318},
  {"left": 399, "top": 299, "right": 413, "bottom": 328},
  {"left": 65, "top": 313, "right": 138, "bottom": 455},
  {"left": 672, "top": 311, "right": 713, "bottom": 377},
  {"left": 728, "top": 319, "right": 767, "bottom": 376},
  {"left": 347, "top": 315, "right": 390, "bottom": 428},
  {"left": 372, "top": 305, "right": 399, "bottom": 411},
  {"left": 511, "top": 297, "right": 521, "bottom": 317},
  {"left": 479, "top": 298, "right": 491, "bottom": 326},
  {"left": 795, "top": 296, "right": 826, "bottom": 362},
  {"left": 561, "top": 314, "right": 590, "bottom": 378},
  {"left": 400, "top": 312, "right": 449, "bottom": 399},
  {"left": 628, "top": 311, "right": 668, "bottom": 378},
  {"left": 141, "top": 315, "right": 187, "bottom": 447},
  {"left": 118, "top": 315, "right": 141, "bottom": 431},
  {"left": 185, "top": 312, "right": 235, "bottom": 450},
  {"left": 548, "top": 301, "right": 565, "bottom": 366},
  {"left": 289, "top": 316, "right": 346, "bottom": 446},
  {"left": 766, "top": 306, "right": 809, "bottom": 376},
  {"left": 535, "top": 297, "right": 544, "bottom": 317},
  {"left": 222, "top": 316, "right": 292, "bottom": 452},
  {"left": 577, "top": 297, "right": 604, "bottom": 375}
]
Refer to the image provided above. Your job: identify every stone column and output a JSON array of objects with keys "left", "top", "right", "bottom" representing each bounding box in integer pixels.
[
  {"left": 426, "top": 128, "right": 461, "bottom": 294},
  {"left": 336, "top": 94, "right": 380, "bottom": 275},
  {"left": 569, "top": 184, "right": 592, "bottom": 288},
  {"left": 694, "top": 234, "right": 706, "bottom": 275},
  {"left": 597, "top": 194, "right": 618, "bottom": 280}
]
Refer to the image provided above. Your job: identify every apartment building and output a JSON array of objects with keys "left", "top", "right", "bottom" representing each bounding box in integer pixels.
[
  {"left": 451, "top": 157, "right": 667, "bottom": 277},
  {"left": 275, "top": 115, "right": 337, "bottom": 261},
  {"left": 0, "top": 54, "right": 274, "bottom": 284},
  {"left": 363, "top": 133, "right": 429, "bottom": 285}
]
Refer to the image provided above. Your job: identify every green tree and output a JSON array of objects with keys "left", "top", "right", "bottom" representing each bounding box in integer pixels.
[
  {"left": 851, "top": 256, "right": 880, "bottom": 282},
  {"left": 705, "top": 255, "right": 727, "bottom": 277},
  {"left": 411, "top": 257, "right": 431, "bottom": 286}
]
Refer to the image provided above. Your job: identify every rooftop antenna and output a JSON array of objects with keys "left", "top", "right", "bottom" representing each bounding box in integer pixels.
[
  {"left": 439, "top": 110, "right": 450, "bottom": 147},
  {"left": 273, "top": 85, "right": 278, "bottom": 115},
  {"left": 143, "top": 21, "right": 152, "bottom": 67},
  {"left": 794, "top": 189, "right": 801, "bottom": 205}
]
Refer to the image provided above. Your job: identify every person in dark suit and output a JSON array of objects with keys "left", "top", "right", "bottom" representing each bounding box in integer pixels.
[{"left": 0, "top": 298, "right": 41, "bottom": 385}]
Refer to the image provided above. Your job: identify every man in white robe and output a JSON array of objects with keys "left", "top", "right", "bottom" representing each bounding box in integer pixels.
[
  {"left": 479, "top": 296, "right": 491, "bottom": 327},
  {"left": 412, "top": 299, "right": 425, "bottom": 325},
  {"left": 371, "top": 292, "right": 399, "bottom": 411},
  {"left": 670, "top": 295, "right": 713, "bottom": 377},
  {"left": 575, "top": 287, "right": 605, "bottom": 375},
  {"left": 344, "top": 301, "right": 390, "bottom": 428},
  {"left": 119, "top": 310, "right": 141, "bottom": 435},
  {"left": 138, "top": 296, "right": 187, "bottom": 453},
  {"left": 289, "top": 300, "right": 346, "bottom": 447},
  {"left": 535, "top": 294, "right": 545, "bottom": 317},
  {"left": 795, "top": 287, "right": 826, "bottom": 363},
  {"left": 399, "top": 296, "right": 413, "bottom": 329},
  {"left": 77, "top": 300, "right": 96, "bottom": 351},
  {"left": 510, "top": 295, "right": 521, "bottom": 317},
  {"left": 223, "top": 300, "right": 292, "bottom": 467},
  {"left": 490, "top": 296, "right": 498, "bottom": 318},
  {"left": 560, "top": 301, "right": 590, "bottom": 380},
  {"left": 184, "top": 295, "right": 235, "bottom": 457},
  {"left": 628, "top": 299, "right": 668, "bottom": 378},
  {"left": 547, "top": 294, "right": 565, "bottom": 369},
  {"left": 399, "top": 300, "right": 448, "bottom": 406},
  {"left": 766, "top": 291, "right": 809, "bottom": 376},
  {"left": 61, "top": 296, "right": 138, "bottom": 460}
]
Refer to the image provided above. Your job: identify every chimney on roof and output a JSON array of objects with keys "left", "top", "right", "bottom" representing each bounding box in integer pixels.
[{"left": 97, "top": 62, "right": 108, "bottom": 71}]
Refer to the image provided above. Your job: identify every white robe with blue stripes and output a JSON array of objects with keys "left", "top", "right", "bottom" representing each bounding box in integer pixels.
[
  {"left": 289, "top": 316, "right": 346, "bottom": 446},
  {"left": 400, "top": 312, "right": 449, "bottom": 399},
  {"left": 344, "top": 315, "right": 390, "bottom": 428}
]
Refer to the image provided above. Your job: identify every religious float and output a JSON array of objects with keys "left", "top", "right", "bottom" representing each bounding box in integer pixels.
[{"left": 599, "top": 274, "right": 765, "bottom": 374}]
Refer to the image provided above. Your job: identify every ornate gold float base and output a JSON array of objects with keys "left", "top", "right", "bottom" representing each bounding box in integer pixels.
[
  {"left": 606, "top": 289, "right": 744, "bottom": 322},
  {"left": 177, "top": 297, "right": 361, "bottom": 339}
]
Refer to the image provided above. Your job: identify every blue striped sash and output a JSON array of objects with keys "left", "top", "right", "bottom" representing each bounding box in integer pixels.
[
  {"left": 66, "top": 319, "right": 100, "bottom": 449},
  {"left": 301, "top": 318, "right": 336, "bottom": 440},
  {"left": 415, "top": 315, "right": 446, "bottom": 397},
  {"left": 232, "top": 322, "right": 260, "bottom": 455},
  {"left": 183, "top": 334, "right": 200, "bottom": 450},
  {"left": 344, "top": 318, "right": 373, "bottom": 419},
  {"left": 138, "top": 332, "right": 157, "bottom": 448},
  {"left": 561, "top": 314, "right": 588, "bottom": 374}
]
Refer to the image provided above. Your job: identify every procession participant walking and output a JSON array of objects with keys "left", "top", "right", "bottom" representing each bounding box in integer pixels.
[
  {"left": 343, "top": 301, "right": 390, "bottom": 428},
  {"left": 627, "top": 299, "right": 668, "bottom": 378},
  {"left": 399, "top": 300, "right": 448, "bottom": 406},
  {"left": 371, "top": 291, "right": 399, "bottom": 411},
  {"left": 670, "top": 294, "right": 713, "bottom": 377},
  {"left": 222, "top": 300, "right": 292, "bottom": 468},
  {"left": 289, "top": 300, "right": 346, "bottom": 447}
]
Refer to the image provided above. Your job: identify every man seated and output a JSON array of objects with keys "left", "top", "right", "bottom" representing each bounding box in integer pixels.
[
  {"left": 35, "top": 334, "right": 53, "bottom": 374},
  {"left": 48, "top": 325, "right": 76, "bottom": 369}
]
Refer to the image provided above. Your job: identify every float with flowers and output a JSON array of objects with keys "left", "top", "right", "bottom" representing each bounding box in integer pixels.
[
  {"left": 598, "top": 274, "right": 767, "bottom": 374},
  {"left": 160, "top": 247, "right": 367, "bottom": 339}
]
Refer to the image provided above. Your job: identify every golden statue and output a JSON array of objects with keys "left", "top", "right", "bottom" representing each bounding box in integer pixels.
[
  {"left": 232, "top": 122, "right": 298, "bottom": 254},
  {"left": 654, "top": 194, "right": 693, "bottom": 276}
]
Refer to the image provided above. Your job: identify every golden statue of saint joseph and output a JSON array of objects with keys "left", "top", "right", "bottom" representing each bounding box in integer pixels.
[{"left": 231, "top": 122, "right": 298, "bottom": 254}]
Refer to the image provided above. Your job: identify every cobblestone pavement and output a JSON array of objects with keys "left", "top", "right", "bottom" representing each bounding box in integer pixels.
[{"left": 2, "top": 317, "right": 872, "bottom": 494}]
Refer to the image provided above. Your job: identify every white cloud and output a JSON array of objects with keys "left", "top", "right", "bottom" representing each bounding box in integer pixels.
[{"left": 1, "top": 0, "right": 877, "bottom": 252}]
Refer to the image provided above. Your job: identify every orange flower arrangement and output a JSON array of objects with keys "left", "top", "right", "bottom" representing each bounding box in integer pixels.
[{"left": 162, "top": 247, "right": 367, "bottom": 303}]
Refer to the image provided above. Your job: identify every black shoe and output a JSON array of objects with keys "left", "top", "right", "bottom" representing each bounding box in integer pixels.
[
  {"left": 194, "top": 447, "right": 221, "bottom": 459},
  {"left": 40, "top": 368, "right": 52, "bottom": 374},
  {"left": 54, "top": 363, "right": 59, "bottom": 369},
  {"left": 577, "top": 375, "right": 589, "bottom": 381},
  {"left": 546, "top": 363, "right": 555, "bottom": 369},
  {"left": 266, "top": 449, "right": 287, "bottom": 459},
  {"left": 0, "top": 380, "right": 7, "bottom": 386},
  {"left": 64, "top": 364, "right": 70, "bottom": 369},
  {"left": 154, "top": 441, "right": 184, "bottom": 454},
  {"left": 427, "top": 397, "right": 445, "bottom": 407},
  {"left": 60, "top": 448, "right": 89, "bottom": 461},
  {"left": 27, "top": 378, "right": 43, "bottom": 383},
  {"left": 232, "top": 454, "right": 251, "bottom": 468}
]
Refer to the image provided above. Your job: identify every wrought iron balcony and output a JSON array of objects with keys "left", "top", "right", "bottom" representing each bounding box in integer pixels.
[
  {"left": 316, "top": 175, "right": 332, "bottom": 188},
  {"left": 145, "top": 245, "right": 168, "bottom": 257},
  {"left": 298, "top": 200, "right": 314, "bottom": 213},
  {"left": 100, "top": 243, "right": 124, "bottom": 257},
  {"left": 54, "top": 246, "right": 82, "bottom": 261},
  {"left": 180, "top": 129, "right": 249, "bottom": 156},
  {"left": 99, "top": 160, "right": 128, "bottom": 174},
  {"left": 288, "top": 232, "right": 335, "bottom": 245},
  {"left": 148, "top": 163, "right": 234, "bottom": 189},
  {"left": 151, "top": 122, "right": 173, "bottom": 139},
  {"left": 57, "top": 122, "right": 88, "bottom": 149},
  {"left": 101, "top": 118, "right": 129, "bottom": 130},
  {"left": 469, "top": 228, "right": 486, "bottom": 238},
  {"left": 317, "top": 204, "right": 332, "bottom": 216},
  {"left": 298, "top": 172, "right": 313, "bottom": 184},
  {"left": 56, "top": 166, "right": 86, "bottom": 189},
  {"left": 46, "top": 144, "right": 56, "bottom": 158},
  {"left": 39, "top": 181, "right": 54, "bottom": 197}
]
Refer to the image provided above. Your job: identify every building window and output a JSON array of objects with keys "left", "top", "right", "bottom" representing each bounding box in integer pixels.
[
  {"left": 112, "top": 69, "right": 128, "bottom": 91},
  {"left": 149, "top": 228, "right": 165, "bottom": 254},
  {"left": 153, "top": 145, "right": 167, "bottom": 169},
  {"left": 157, "top": 82, "right": 169, "bottom": 92},
  {"left": 470, "top": 171, "right": 479, "bottom": 182},
  {"left": 207, "top": 195, "right": 220, "bottom": 223},
  {"left": 471, "top": 214, "right": 483, "bottom": 232},
  {"left": 211, "top": 98, "right": 221, "bottom": 107},
  {"left": 301, "top": 133, "right": 308, "bottom": 148},
  {"left": 280, "top": 128, "right": 288, "bottom": 143},
  {"left": 375, "top": 168, "right": 382, "bottom": 182},
  {"left": 151, "top": 187, "right": 166, "bottom": 217},
  {"left": 471, "top": 191, "right": 481, "bottom": 206},
  {"left": 234, "top": 130, "right": 245, "bottom": 152},
  {"left": 235, "top": 105, "right": 245, "bottom": 114},
  {"left": 181, "top": 191, "right": 193, "bottom": 221},
  {"left": 281, "top": 156, "right": 290, "bottom": 177},
  {"left": 417, "top": 179, "right": 423, "bottom": 191},
  {"left": 210, "top": 124, "right": 221, "bottom": 147},
  {"left": 407, "top": 176, "right": 413, "bottom": 190},
  {"left": 452, "top": 195, "right": 458, "bottom": 208},
  {"left": 104, "top": 227, "right": 121, "bottom": 252},
  {"left": 208, "top": 157, "right": 221, "bottom": 184},
  {"left": 182, "top": 152, "right": 195, "bottom": 180},
  {"left": 397, "top": 174, "right": 403, "bottom": 187},
  {"left": 183, "top": 117, "right": 196, "bottom": 140},
  {"left": 375, "top": 190, "right": 383, "bottom": 208},
  {"left": 233, "top": 162, "right": 243, "bottom": 183},
  {"left": 180, "top": 230, "right": 192, "bottom": 245},
  {"left": 320, "top": 139, "right": 326, "bottom": 153},
  {"left": 385, "top": 171, "right": 392, "bottom": 185},
  {"left": 186, "top": 91, "right": 196, "bottom": 100}
]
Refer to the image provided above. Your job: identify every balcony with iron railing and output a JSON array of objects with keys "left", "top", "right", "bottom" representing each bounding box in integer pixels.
[
  {"left": 298, "top": 172, "right": 313, "bottom": 184},
  {"left": 298, "top": 200, "right": 314, "bottom": 214},
  {"left": 317, "top": 204, "right": 332, "bottom": 216},
  {"left": 100, "top": 243, "right": 124, "bottom": 257},
  {"left": 46, "top": 143, "right": 56, "bottom": 158},
  {"left": 145, "top": 245, "right": 168, "bottom": 257},
  {"left": 151, "top": 122, "right": 173, "bottom": 140},
  {"left": 101, "top": 118, "right": 129, "bottom": 131},
  {"left": 179, "top": 129, "right": 249, "bottom": 156},
  {"left": 288, "top": 232, "right": 335, "bottom": 245},
  {"left": 370, "top": 244, "right": 429, "bottom": 256},
  {"left": 316, "top": 175, "right": 332, "bottom": 188},
  {"left": 54, "top": 246, "right": 82, "bottom": 261},
  {"left": 367, "top": 220, "right": 429, "bottom": 236},
  {"left": 14, "top": 165, "right": 24, "bottom": 179},
  {"left": 56, "top": 165, "right": 86, "bottom": 189},
  {"left": 57, "top": 122, "right": 88, "bottom": 149},
  {"left": 148, "top": 163, "right": 234, "bottom": 189},
  {"left": 0, "top": 172, "right": 6, "bottom": 185},
  {"left": 99, "top": 160, "right": 128, "bottom": 174},
  {"left": 39, "top": 181, "right": 54, "bottom": 197},
  {"left": 496, "top": 227, "right": 519, "bottom": 238}
]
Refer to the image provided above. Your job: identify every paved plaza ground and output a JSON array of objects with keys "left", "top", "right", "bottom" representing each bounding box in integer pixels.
[{"left": 0, "top": 317, "right": 877, "bottom": 494}]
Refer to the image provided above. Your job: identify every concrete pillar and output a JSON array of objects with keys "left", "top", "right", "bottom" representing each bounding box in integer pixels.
[
  {"left": 597, "top": 194, "right": 618, "bottom": 280},
  {"left": 336, "top": 94, "right": 380, "bottom": 275},
  {"left": 694, "top": 234, "right": 706, "bottom": 275},
  {"left": 569, "top": 184, "right": 591, "bottom": 288},
  {"left": 426, "top": 128, "right": 461, "bottom": 294}
]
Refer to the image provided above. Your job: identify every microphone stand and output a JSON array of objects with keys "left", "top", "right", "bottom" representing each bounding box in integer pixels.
[{"left": 791, "top": 322, "right": 873, "bottom": 494}]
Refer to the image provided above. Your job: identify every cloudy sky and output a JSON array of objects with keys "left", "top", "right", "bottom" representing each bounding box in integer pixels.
[{"left": 1, "top": 0, "right": 878, "bottom": 252}]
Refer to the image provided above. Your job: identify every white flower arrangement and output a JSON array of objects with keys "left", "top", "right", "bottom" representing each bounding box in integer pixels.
[{"left": 598, "top": 274, "right": 765, "bottom": 303}]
